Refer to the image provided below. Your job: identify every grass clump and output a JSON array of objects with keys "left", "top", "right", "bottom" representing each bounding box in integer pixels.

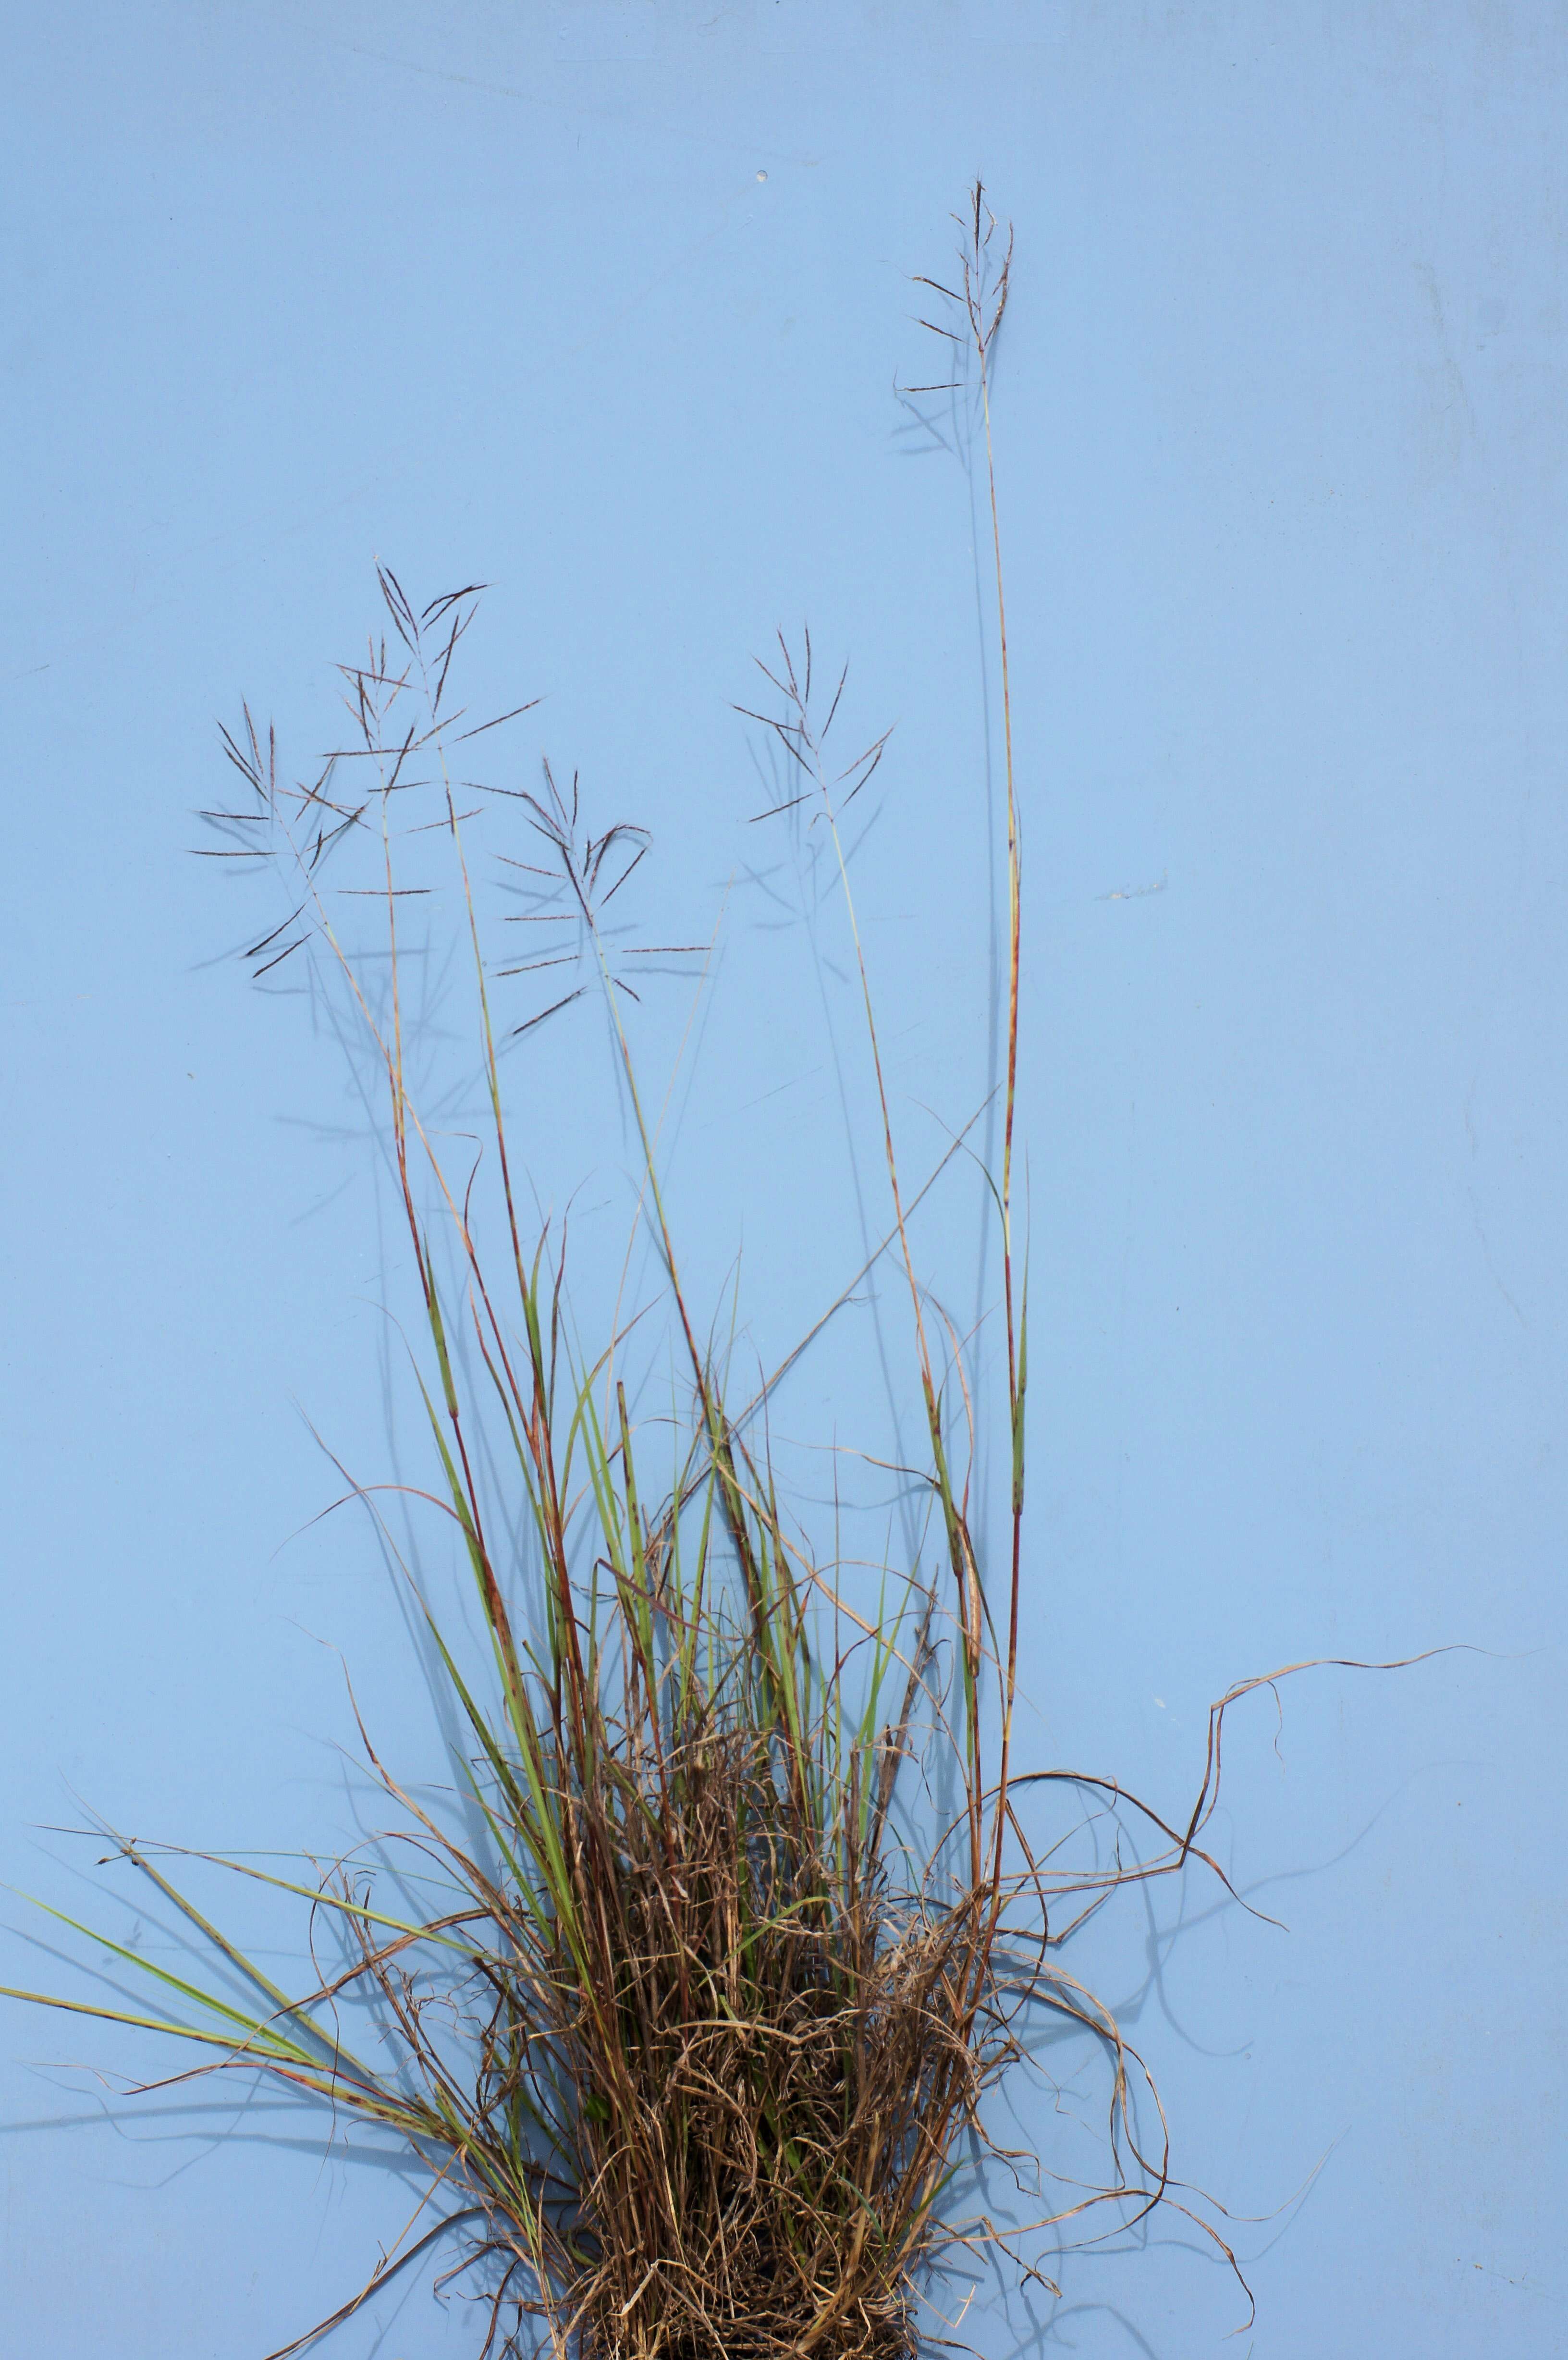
[{"left": 6, "top": 189, "right": 1316, "bottom": 2360}]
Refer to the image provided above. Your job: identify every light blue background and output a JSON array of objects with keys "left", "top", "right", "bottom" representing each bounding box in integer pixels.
[{"left": 4, "top": 4, "right": 1567, "bottom": 2354}]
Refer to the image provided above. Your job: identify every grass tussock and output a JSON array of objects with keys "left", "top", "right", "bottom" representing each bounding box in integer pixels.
[{"left": 2, "top": 188, "right": 1387, "bottom": 2360}]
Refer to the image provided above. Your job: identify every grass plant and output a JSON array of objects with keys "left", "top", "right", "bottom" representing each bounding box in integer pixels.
[{"left": 5, "top": 188, "right": 1370, "bottom": 2360}]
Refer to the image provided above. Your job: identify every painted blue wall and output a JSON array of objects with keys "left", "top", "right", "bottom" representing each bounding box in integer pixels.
[{"left": 4, "top": 5, "right": 1566, "bottom": 2353}]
